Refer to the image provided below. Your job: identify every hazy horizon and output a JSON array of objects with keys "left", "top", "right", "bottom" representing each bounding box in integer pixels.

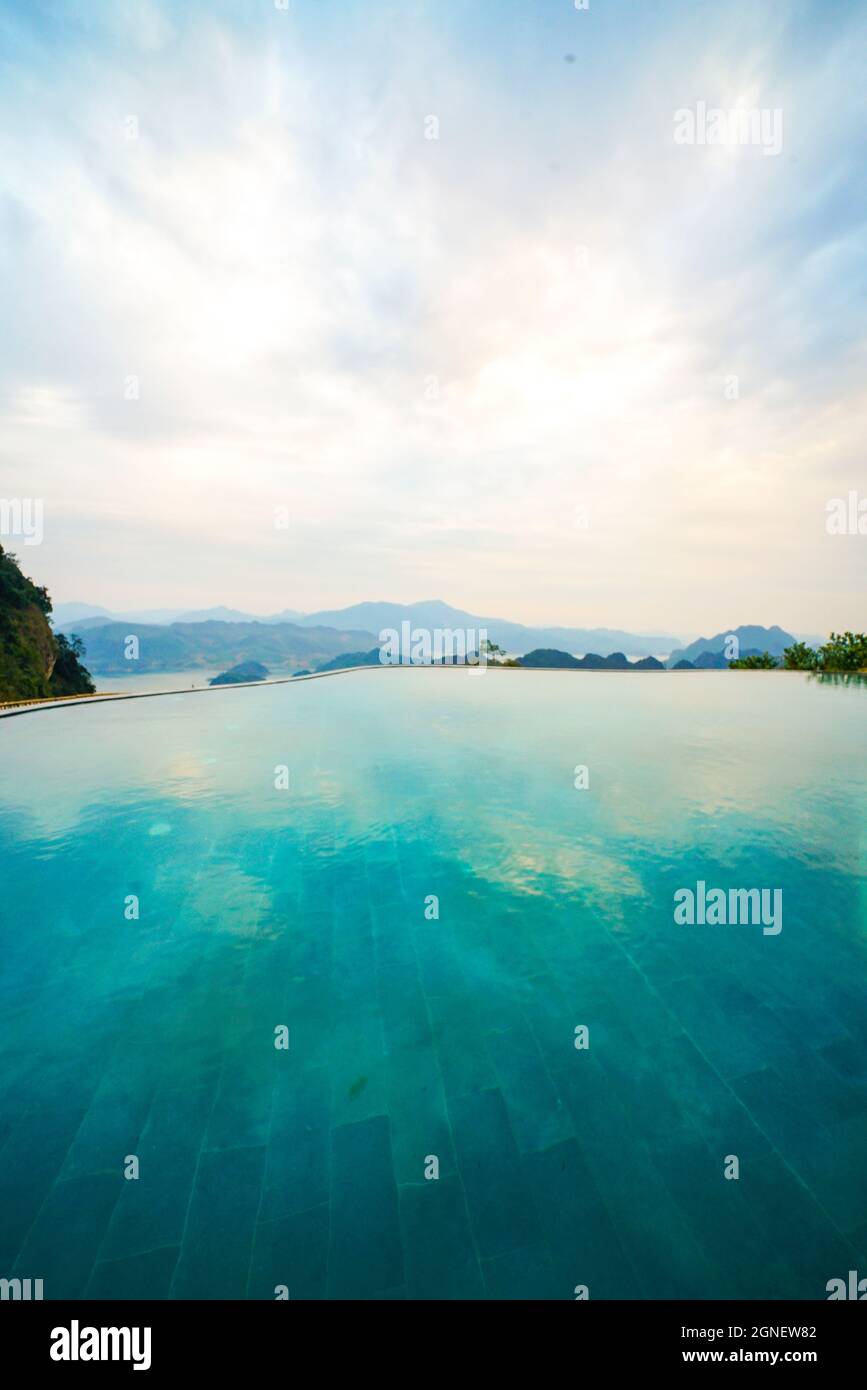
[
  {"left": 50, "top": 593, "right": 832, "bottom": 651},
  {"left": 2, "top": 0, "right": 865, "bottom": 633}
]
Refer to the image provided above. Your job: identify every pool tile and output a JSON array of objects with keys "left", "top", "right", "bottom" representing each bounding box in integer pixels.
[
  {"left": 662, "top": 976, "right": 773, "bottom": 1079},
  {"left": 329, "top": 1008, "right": 389, "bottom": 1128},
  {"left": 385, "top": 1040, "right": 456, "bottom": 1186},
  {"left": 14, "top": 1171, "right": 122, "bottom": 1299},
  {"left": 399, "top": 1177, "right": 484, "bottom": 1299},
  {"left": 486, "top": 1020, "right": 574, "bottom": 1153},
  {"left": 99, "top": 1085, "right": 214, "bottom": 1261},
  {"left": 170, "top": 1145, "right": 265, "bottom": 1299},
  {"left": 782, "top": 1111, "right": 867, "bottom": 1234},
  {"left": 248, "top": 1203, "right": 330, "bottom": 1300},
  {"left": 820, "top": 1034, "right": 867, "bottom": 1089},
  {"left": 327, "top": 1115, "right": 403, "bottom": 1298},
  {"left": 86, "top": 1245, "right": 180, "bottom": 1299},
  {"left": 447, "top": 1088, "right": 542, "bottom": 1260},
  {"left": 203, "top": 1036, "right": 276, "bottom": 1152},
  {"left": 427, "top": 990, "right": 498, "bottom": 1100},
  {"left": 60, "top": 1061, "right": 157, "bottom": 1182},
  {"left": 523, "top": 1139, "right": 641, "bottom": 1299},
  {"left": 552, "top": 1062, "right": 720, "bottom": 1297},
  {"left": 650, "top": 1033, "right": 772, "bottom": 1164},
  {"left": 651, "top": 1128, "right": 787, "bottom": 1299},
  {"left": 0, "top": 1097, "right": 93, "bottom": 1266},
  {"left": 739, "top": 1151, "right": 855, "bottom": 1298},
  {"left": 481, "top": 1243, "right": 564, "bottom": 1300},
  {"left": 515, "top": 970, "right": 579, "bottom": 1064},
  {"left": 259, "top": 1065, "right": 331, "bottom": 1222}
]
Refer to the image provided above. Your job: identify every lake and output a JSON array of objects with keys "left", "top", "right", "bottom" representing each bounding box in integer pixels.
[
  {"left": 0, "top": 668, "right": 865, "bottom": 1299},
  {"left": 92, "top": 669, "right": 297, "bottom": 695}
]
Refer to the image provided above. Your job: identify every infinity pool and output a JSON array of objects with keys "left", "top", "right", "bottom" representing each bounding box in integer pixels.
[{"left": 1, "top": 669, "right": 865, "bottom": 1299}]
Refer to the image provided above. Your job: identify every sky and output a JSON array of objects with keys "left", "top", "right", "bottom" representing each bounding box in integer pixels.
[{"left": 0, "top": 0, "right": 865, "bottom": 635}]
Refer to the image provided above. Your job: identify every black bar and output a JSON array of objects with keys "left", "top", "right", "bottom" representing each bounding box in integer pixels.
[{"left": 2, "top": 1299, "right": 863, "bottom": 1375}]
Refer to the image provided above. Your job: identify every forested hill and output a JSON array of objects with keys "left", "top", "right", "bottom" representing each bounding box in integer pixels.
[
  {"left": 0, "top": 546, "right": 95, "bottom": 701},
  {"left": 70, "top": 618, "right": 378, "bottom": 674}
]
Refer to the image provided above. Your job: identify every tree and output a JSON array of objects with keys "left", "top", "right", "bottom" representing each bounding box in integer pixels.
[
  {"left": 50, "top": 631, "right": 96, "bottom": 696},
  {"left": 729, "top": 652, "right": 779, "bottom": 669},
  {"left": 480, "top": 639, "right": 507, "bottom": 659},
  {"left": 0, "top": 546, "right": 51, "bottom": 614},
  {"left": 815, "top": 632, "right": 867, "bottom": 672},
  {"left": 782, "top": 641, "right": 817, "bottom": 671}
]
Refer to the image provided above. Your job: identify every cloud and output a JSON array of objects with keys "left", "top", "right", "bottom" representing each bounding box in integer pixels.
[{"left": 0, "top": 0, "right": 864, "bottom": 630}]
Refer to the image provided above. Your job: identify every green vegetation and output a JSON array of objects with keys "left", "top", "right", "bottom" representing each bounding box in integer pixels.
[
  {"left": 210, "top": 660, "right": 270, "bottom": 686},
  {"left": 816, "top": 631, "right": 867, "bottom": 672},
  {"left": 520, "top": 648, "right": 581, "bottom": 669},
  {"left": 519, "top": 649, "right": 663, "bottom": 670},
  {"left": 0, "top": 543, "right": 51, "bottom": 615},
  {"left": 0, "top": 546, "right": 95, "bottom": 701},
  {"left": 730, "top": 633, "right": 867, "bottom": 673},
  {"left": 478, "top": 638, "right": 520, "bottom": 666},
  {"left": 781, "top": 641, "right": 816, "bottom": 671},
  {"left": 480, "top": 638, "right": 506, "bottom": 659},
  {"left": 50, "top": 632, "right": 96, "bottom": 697},
  {"left": 780, "top": 632, "right": 867, "bottom": 673},
  {"left": 315, "top": 648, "right": 381, "bottom": 673},
  {"left": 729, "top": 652, "right": 779, "bottom": 669}
]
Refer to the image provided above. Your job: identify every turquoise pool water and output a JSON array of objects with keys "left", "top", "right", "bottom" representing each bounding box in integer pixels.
[{"left": 1, "top": 669, "right": 865, "bottom": 1300}]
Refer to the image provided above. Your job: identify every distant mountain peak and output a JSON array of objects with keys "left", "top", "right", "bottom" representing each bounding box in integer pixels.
[
  {"left": 294, "top": 600, "right": 682, "bottom": 658},
  {"left": 666, "top": 624, "right": 797, "bottom": 668}
]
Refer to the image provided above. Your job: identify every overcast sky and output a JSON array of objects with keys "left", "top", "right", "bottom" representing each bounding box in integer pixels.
[{"left": 1, "top": 0, "right": 864, "bottom": 634}]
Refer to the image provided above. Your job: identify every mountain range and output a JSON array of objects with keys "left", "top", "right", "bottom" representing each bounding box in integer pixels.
[
  {"left": 52, "top": 602, "right": 304, "bottom": 628},
  {"left": 51, "top": 599, "right": 821, "bottom": 676},
  {"left": 664, "top": 625, "right": 807, "bottom": 668},
  {"left": 54, "top": 599, "right": 683, "bottom": 660},
  {"left": 72, "top": 620, "right": 377, "bottom": 675}
]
